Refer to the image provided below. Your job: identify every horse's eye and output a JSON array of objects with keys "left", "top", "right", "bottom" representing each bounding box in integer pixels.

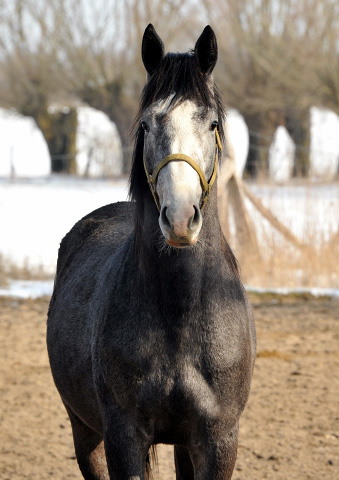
[
  {"left": 141, "top": 121, "right": 149, "bottom": 132},
  {"left": 211, "top": 121, "right": 218, "bottom": 130}
]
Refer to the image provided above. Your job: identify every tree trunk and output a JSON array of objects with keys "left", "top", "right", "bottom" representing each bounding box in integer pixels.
[
  {"left": 285, "top": 107, "right": 310, "bottom": 177},
  {"left": 35, "top": 109, "right": 78, "bottom": 174},
  {"left": 242, "top": 112, "right": 266, "bottom": 178}
]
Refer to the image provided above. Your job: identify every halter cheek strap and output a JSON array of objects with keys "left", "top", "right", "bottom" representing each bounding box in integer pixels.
[{"left": 143, "top": 128, "right": 222, "bottom": 211}]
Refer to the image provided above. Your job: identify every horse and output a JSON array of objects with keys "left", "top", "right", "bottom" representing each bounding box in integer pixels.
[{"left": 47, "top": 24, "right": 256, "bottom": 480}]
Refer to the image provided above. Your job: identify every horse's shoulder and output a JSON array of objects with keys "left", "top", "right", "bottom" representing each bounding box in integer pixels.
[{"left": 56, "top": 201, "right": 134, "bottom": 279}]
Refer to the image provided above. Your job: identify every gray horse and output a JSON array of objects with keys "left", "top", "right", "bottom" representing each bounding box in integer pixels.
[{"left": 47, "top": 24, "right": 256, "bottom": 480}]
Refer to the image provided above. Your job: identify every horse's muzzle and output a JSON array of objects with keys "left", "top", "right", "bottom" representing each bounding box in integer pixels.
[{"left": 159, "top": 204, "right": 202, "bottom": 247}]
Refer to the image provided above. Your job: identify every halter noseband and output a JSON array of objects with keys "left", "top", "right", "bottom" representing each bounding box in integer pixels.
[{"left": 143, "top": 128, "right": 222, "bottom": 211}]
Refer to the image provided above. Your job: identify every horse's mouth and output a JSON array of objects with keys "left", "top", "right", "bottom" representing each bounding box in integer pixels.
[{"left": 166, "top": 237, "right": 198, "bottom": 248}]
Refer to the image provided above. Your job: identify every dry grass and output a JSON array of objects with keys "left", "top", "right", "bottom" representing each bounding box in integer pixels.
[
  {"left": 237, "top": 240, "right": 339, "bottom": 289},
  {"left": 222, "top": 179, "right": 339, "bottom": 289},
  {"left": 234, "top": 213, "right": 339, "bottom": 289},
  {"left": 0, "top": 254, "right": 53, "bottom": 286}
]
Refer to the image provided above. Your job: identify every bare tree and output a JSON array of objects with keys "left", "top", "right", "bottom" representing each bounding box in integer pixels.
[
  {"left": 0, "top": 0, "right": 77, "bottom": 173},
  {"left": 201, "top": 0, "right": 339, "bottom": 175},
  {"left": 52, "top": 0, "right": 202, "bottom": 173},
  {"left": 0, "top": 0, "right": 202, "bottom": 174},
  {"left": 2, "top": 0, "right": 336, "bottom": 177}
]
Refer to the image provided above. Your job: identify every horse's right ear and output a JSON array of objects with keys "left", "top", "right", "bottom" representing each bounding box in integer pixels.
[{"left": 142, "top": 24, "right": 165, "bottom": 77}]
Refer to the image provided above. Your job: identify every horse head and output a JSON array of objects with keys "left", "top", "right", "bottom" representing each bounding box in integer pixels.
[{"left": 139, "top": 24, "right": 223, "bottom": 248}]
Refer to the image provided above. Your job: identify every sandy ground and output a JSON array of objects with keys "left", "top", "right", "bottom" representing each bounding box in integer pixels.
[{"left": 0, "top": 294, "right": 338, "bottom": 479}]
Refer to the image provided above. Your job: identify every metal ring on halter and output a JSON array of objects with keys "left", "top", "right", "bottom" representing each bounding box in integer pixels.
[{"left": 144, "top": 128, "right": 222, "bottom": 211}]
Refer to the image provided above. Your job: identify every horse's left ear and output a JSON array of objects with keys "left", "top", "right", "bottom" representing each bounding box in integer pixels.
[
  {"left": 142, "top": 24, "right": 165, "bottom": 77},
  {"left": 195, "top": 26, "right": 218, "bottom": 75}
]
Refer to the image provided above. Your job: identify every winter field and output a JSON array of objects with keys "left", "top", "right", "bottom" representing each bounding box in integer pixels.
[
  {"left": 0, "top": 105, "right": 338, "bottom": 298},
  {"left": 0, "top": 176, "right": 338, "bottom": 298}
]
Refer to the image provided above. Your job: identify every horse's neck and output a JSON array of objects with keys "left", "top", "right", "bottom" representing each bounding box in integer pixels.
[{"left": 134, "top": 190, "right": 234, "bottom": 306}]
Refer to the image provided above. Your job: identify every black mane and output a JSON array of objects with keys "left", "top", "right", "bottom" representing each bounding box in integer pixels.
[{"left": 129, "top": 52, "right": 226, "bottom": 205}]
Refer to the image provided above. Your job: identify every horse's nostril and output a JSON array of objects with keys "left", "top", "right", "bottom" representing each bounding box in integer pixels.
[
  {"left": 160, "top": 206, "right": 171, "bottom": 229},
  {"left": 188, "top": 206, "right": 201, "bottom": 231}
]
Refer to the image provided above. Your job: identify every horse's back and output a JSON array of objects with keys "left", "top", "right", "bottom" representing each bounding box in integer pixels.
[{"left": 54, "top": 201, "right": 134, "bottom": 284}]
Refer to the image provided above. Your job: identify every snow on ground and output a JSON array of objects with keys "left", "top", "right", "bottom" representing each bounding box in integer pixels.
[
  {"left": 244, "top": 183, "right": 339, "bottom": 249},
  {"left": 0, "top": 177, "right": 128, "bottom": 274},
  {"left": 309, "top": 107, "right": 339, "bottom": 179},
  {"left": 268, "top": 126, "right": 295, "bottom": 183},
  {"left": 0, "top": 177, "right": 338, "bottom": 280},
  {"left": 245, "top": 285, "right": 339, "bottom": 299},
  {"left": 0, "top": 177, "right": 339, "bottom": 297},
  {"left": 0, "top": 279, "right": 54, "bottom": 299}
]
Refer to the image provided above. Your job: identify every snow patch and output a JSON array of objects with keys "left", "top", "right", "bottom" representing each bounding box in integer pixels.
[
  {"left": 0, "top": 177, "right": 128, "bottom": 274},
  {"left": 246, "top": 285, "right": 339, "bottom": 299},
  {"left": 0, "top": 280, "right": 54, "bottom": 299},
  {"left": 244, "top": 183, "right": 339, "bottom": 249},
  {"left": 1, "top": 178, "right": 338, "bottom": 277}
]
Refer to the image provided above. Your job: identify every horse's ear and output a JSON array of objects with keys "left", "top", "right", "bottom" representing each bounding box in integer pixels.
[
  {"left": 142, "top": 24, "right": 165, "bottom": 77},
  {"left": 194, "top": 26, "right": 218, "bottom": 76}
]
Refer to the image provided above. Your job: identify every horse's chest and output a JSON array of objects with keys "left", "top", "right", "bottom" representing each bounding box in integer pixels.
[
  {"left": 102, "top": 324, "right": 240, "bottom": 426},
  {"left": 96, "top": 300, "right": 251, "bottom": 443},
  {"left": 108, "top": 352, "right": 223, "bottom": 438}
]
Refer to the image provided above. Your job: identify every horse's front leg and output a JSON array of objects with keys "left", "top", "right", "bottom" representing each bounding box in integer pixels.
[
  {"left": 95, "top": 376, "right": 152, "bottom": 480},
  {"left": 103, "top": 416, "right": 151, "bottom": 480},
  {"left": 95, "top": 389, "right": 152, "bottom": 480},
  {"left": 191, "top": 423, "right": 239, "bottom": 480}
]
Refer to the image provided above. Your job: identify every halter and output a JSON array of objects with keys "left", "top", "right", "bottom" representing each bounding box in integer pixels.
[{"left": 143, "top": 128, "right": 222, "bottom": 211}]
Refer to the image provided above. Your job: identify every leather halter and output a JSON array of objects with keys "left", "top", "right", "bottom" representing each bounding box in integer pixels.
[{"left": 143, "top": 128, "right": 222, "bottom": 211}]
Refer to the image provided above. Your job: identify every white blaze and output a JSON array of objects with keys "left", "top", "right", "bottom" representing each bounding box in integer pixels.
[{"left": 156, "top": 101, "right": 205, "bottom": 209}]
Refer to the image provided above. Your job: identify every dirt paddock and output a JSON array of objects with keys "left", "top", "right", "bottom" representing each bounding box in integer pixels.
[{"left": 0, "top": 294, "right": 338, "bottom": 479}]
